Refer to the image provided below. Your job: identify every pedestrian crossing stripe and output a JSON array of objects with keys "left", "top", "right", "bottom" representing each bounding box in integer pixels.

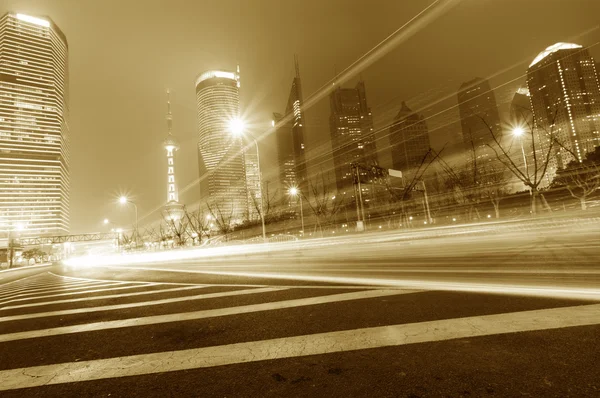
[{"left": 0, "top": 302, "right": 598, "bottom": 391}]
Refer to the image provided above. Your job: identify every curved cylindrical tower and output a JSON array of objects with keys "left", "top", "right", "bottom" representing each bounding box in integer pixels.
[{"left": 195, "top": 69, "right": 247, "bottom": 221}]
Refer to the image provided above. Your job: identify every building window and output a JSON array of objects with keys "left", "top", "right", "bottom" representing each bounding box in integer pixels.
[
  {"left": 168, "top": 176, "right": 174, "bottom": 183},
  {"left": 168, "top": 167, "right": 174, "bottom": 174},
  {"left": 168, "top": 158, "right": 174, "bottom": 165}
]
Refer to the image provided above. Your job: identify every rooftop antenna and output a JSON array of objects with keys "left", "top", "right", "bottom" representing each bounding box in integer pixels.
[{"left": 166, "top": 89, "right": 173, "bottom": 135}]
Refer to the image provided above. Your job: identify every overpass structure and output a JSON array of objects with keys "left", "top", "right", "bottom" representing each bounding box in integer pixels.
[{"left": 14, "top": 232, "right": 117, "bottom": 246}]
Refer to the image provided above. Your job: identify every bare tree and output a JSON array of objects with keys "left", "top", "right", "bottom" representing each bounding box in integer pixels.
[
  {"left": 481, "top": 112, "right": 560, "bottom": 215},
  {"left": 479, "top": 166, "right": 511, "bottom": 218},
  {"left": 184, "top": 206, "right": 211, "bottom": 244},
  {"left": 303, "top": 171, "right": 342, "bottom": 236},
  {"left": 249, "top": 180, "right": 280, "bottom": 224},
  {"left": 553, "top": 147, "right": 600, "bottom": 210},
  {"left": 206, "top": 200, "right": 235, "bottom": 240},
  {"left": 163, "top": 209, "right": 189, "bottom": 247}
]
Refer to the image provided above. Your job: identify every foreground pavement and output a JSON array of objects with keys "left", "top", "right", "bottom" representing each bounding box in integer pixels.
[{"left": 1, "top": 219, "right": 599, "bottom": 397}]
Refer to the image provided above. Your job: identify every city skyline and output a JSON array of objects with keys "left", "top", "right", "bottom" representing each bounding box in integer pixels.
[{"left": 1, "top": 0, "right": 599, "bottom": 234}]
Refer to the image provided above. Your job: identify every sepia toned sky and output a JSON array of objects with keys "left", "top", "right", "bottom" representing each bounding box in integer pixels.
[{"left": 3, "top": 0, "right": 600, "bottom": 233}]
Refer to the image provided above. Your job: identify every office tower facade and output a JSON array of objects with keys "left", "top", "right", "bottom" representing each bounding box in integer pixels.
[
  {"left": 329, "top": 81, "right": 377, "bottom": 191},
  {"left": 510, "top": 86, "right": 532, "bottom": 122},
  {"left": 162, "top": 91, "right": 183, "bottom": 220},
  {"left": 195, "top": 69, "right": 247, "bottom": 221},
  {"left": 527, "top": 43, "right": 600, "bottom": 168},
  {"left": 389, "top": 101, "right": 431, "bottom": 173},
  {"left": 0, "top": 13, "right": 69, "bottom": 236},
  {"left": 275, "top": 57, "right": 308, "bottom": 194},
  {"left": 457, "top": 77, "right": 502, "bottom": 170}
]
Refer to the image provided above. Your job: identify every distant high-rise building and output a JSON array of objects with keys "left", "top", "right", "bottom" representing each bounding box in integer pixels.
[
  {"left": 388, "top": 102, "right": 431, "bottom": 173},
  {"left": 275, "top": 57, "right": 307, "bottom": 194},
  {"left": 510, "top": 86, "right": 532, "bottom": 123},
  {"left": 527, "top": 43, "right": 600, "bottom": 168},
  {"left": 195, "top": 69, "right": 247, "bottom": 221},
  {"left": 457, "top": 78, "right": 502, "bottom": 169},
  {"left": 0, "top": 13, "right": 69, "bottom": 236},
  {"left": 329, "top": 81, "right": 377, "bottom": 191},
  {"left": 162, "top": 91, "right": 183, "bottom": 220}
]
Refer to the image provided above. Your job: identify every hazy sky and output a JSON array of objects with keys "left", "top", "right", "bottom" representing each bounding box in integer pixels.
[{"left": 3, "top": 0, "right": 599, "bottom": 233}]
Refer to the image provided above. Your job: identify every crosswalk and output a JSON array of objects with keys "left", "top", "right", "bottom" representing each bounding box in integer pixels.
[{"left": 0, "top": 271, "right": 599, "bottom": 395}]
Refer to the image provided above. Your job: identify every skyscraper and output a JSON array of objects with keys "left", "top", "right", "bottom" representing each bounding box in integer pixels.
[
  {"left": 329, "top": 81, "right": 377, "bottom": 191},
  {"left": 389, "top": 102, "right": 431, "bottom": 173},
  {"left": 0, "top": 13, "right": 69, "bottom": 236},
  {"left": 457, "top": 78, "right": 501, "bottom": 169},
  {"left": 510, "top": 86, "right": 532, "bottom": 123},
  {"left": 275, "top": 57, "right": 307, "bottom": 194},
  {"left": 163, "top": 91, "right": 183, "bottom": 220},
  {"left": 195, "top": 69, "right": 247, "bottom": 221},
  {"left": 527, "top": 43, "right": 600, "bottom": 168}
]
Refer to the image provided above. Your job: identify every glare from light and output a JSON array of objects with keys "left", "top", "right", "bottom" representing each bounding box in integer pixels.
[
  {"left": 487, "top": 215, "right": 492, "bottom": 218},
  {"left": 513, "top": 127, "right": 525, "bottom": 137},
  {"left": 119, "top": 196, "right": 128, "bottom": 204},
  {"left": 15, "top": 223, "right": 25, "bottom": 231},
  {"left": 16, "top": 13, "right": 50, "bottom": 28},
  {"left": 103, "top": 218, "right": 109, "bottom": 225},
  {"left": 228, "top": 118, "right": 245, "bottom": 137},
  {"left": 271, "top": 120, "right": 275, "bottom": 127},
  {"left": 409, "top": 216, "right": 413, "bottom": 220},
  {"left": 206, "top": 215, "right": 212, "bottom": 220},
  {"left": 289, "top": 187, "right": 299, "bottom": 196}
]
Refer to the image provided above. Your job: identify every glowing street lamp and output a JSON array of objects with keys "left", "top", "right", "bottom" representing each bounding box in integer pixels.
[
  {"left": 118, "top": 196, "right": 139, "bottom": 245},
  {"left": 512, "top": 126, "right": 528, "bottom": 170},
  {"left": 229, "top": 118, "right": 266, "bottom": 242},
  {"left": 288, "top": 187, "right": 305, "bottom": 237}
]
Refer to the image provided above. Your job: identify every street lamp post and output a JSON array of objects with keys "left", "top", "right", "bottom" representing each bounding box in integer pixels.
[
  {"left": 513, "top": 127, "right": 528, "bottom": 171},
  {"left": 119, "top": 196, "right": 139, "bottom": 246},
  {"left": 288, "top": 187, "right": 304, "bottom": 237},
  {"left": 229, "top": 118, "right": 267, "bottom": 243}
]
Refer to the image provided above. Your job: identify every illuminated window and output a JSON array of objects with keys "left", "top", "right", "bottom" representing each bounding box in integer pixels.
[
  {"left": 168, "top": 176, "right": 174, "bottom": 183},
  {"left": 168, "top": 167, "right": 174, "bottom": 174},
  {"left": 168, "top": 158, "right": 173, "bottom": 165}
]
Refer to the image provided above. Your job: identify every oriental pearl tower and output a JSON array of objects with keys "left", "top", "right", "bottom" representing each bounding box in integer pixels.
[{"left": 163, "top": 90, "right": 184, "bottom": 221}]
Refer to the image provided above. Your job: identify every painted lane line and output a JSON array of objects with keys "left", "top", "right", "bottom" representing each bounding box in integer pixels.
[
  {"left": 0, "top": 289, "right": 411, "bottom": 342},
  {"left": 0, "top": 303, "right": 598, "bottom": 391},
  {"left": 0, "top": 272, "right": 54, "bottom": 290},
  {"left": 0, "top": 280, "right": 99, "bottom": 299},
  {"left": 0, "top": 283, "right": 160, "bottom": 308},
  {"left": 0, "top": 285, "right": 209, "bottom": 311},
  {"left": 0, "top": 287, "right": 285, "bottom": 323},
  {"left": 49, "top": 272, "right": 208, "bottom": 286},
  {"left": 0, "top": 282, "right": 136, "bottom": 305}
]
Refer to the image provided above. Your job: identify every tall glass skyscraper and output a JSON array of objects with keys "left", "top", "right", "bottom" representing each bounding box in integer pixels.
[
  {"left": 457, "top": 77, "right": 501, "bottom": 170},
  {"left": 389, "top": 102, "right": 431, "bottom": 173},
  {"left": 527, "top": 43, "right": 600, "bottom": 168},
  {"left": 276, "top": 57, "right": 307, "bottom": 194},
  {"left": 195, "top": 69, "right": 247, "bottom": 221},
  {"left": 329, "top": 81, "right": 377, "bottom": 191},
  {"left": 0, "top": 13, "right": 69, "bottom": 237}
]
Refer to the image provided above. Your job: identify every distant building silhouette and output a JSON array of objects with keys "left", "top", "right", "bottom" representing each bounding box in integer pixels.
[
  {"left": 329, "top": 81, "right": 377, "bottom": 191},
  {"left": 0, "top": 13, "right": 69, "bottom": 236},
  {"left": 510, "top": 86, "right": 531, "bottom": 123},
  {"left": 527, "top": 43, "right": 600, "bottom": 168},
  {"left": 195, "top": 69, "right": 247, "bottom": 221},
  {"left": 275, "top": 57, "right": 307, "bottom": 194},
  {"left": 389, "top": 102, "right": 431, "bottom": 173},
  {"left": 457, "top": 78, "right": 502, "bottom": 170}
]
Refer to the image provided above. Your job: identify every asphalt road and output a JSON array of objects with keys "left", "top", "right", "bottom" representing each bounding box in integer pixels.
[{"left": 0, "top": 218, "right": 599, "bottom": 397}]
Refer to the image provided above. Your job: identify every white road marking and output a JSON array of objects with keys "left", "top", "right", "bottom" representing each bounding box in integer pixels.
[
  {"left": 0, "top": 282, "right": 133, "bottom": 305},
  {"left": 0, "top": 285, "right": 209, "bottom": 311},
  {"left": 0, "top": 287, "right": 285, "bottom": 322},
  {"left": 50, "top": 272, "right": 208, "bottom": 286},
  {"left": 0, "top": 289, "right": 411, "bottom": 342},
  {"left": 0, "top": 303, "right": 598, "bottom": 391},
  {"left": 0, "top": 283, "right": 159, "bottom": 308},
  {"left": 0, "top": 280, "right": 99, "bottom": 299}
]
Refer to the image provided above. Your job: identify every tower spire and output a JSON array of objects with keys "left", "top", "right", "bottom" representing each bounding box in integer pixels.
[
  {"left": 294, "top": 54, "right": 300, "bottom": 78},
  {"left": 166, "top": 89, "right": 173, "bottom": 135}
]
